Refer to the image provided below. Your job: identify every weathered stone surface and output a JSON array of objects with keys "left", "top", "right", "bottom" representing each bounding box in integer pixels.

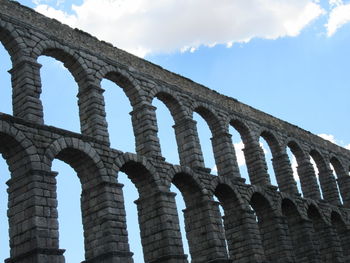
[{"left": 0, "top": 0, "right": 350, "bottom": 262}]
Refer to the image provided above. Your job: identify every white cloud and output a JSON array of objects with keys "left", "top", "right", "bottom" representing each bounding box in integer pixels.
[
  {"left": 326, "top": 2, "right": 350, "bottom": 36},
  {"left": 345, "top": 144, "right": 350, "bottom": 150},
  {"left": 233, "top": 141, "right": 246, "bottom": 167},
  {"left": 35, "top": 0, "right": 324, "bottom": 57},
  {"left": 35, "top": 5, "right": 78, "bottom": 26}
]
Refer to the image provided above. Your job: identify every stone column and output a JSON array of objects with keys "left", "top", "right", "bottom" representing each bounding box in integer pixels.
[
  {"left": 6, "top": 170, "right": 65, "bottom": 263},
  {"left": 183, "top": 200, "right": 230, "bottom": 263},
  {"left": 243, "top": 141, "right": 270, "bottom": 185},
  {"left": 78, "top": 83, "right": 110, "bottom": 144},
  {"left": 173, "top": 118, "right": 205, "bottom": 169},
  {"left": 258, "top": 213, "right": 295, "bottom": 263},
  {"left": 10, "top": 60, "right": 44, "bottom": 124},
  {"left": 318, "top": 167, "right": 341, "bottom": 206},
  {"left": 223, "top": 207, "right": 266, "bottom": 263},
  {"left": 211, "top": 131, "right": 240, "bottom": 178},
  {"left": 135, "top": 191, "right": 188, "bottom": 263},
  {"left": 317, "top": 225, "right": 344, "bottom": 262},
  {"left": 81, "top": 181, "right": 134, "bottom": 263},
  {"left": 130, "top": 103, "right": 162, "bottom": 158},
  {"left": 286, "top": 217, "right": 321, "bottom": 263},
  {"left": 271, "top": 153, "right": 298, "bottom": 194},
  {"left": 296, "top": 159, "right": 321, "bottom": 200}
]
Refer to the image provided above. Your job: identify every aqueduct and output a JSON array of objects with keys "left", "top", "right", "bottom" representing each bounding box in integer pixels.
[{"left": 0, "top": 1, "right": 350, "bottom": 262}]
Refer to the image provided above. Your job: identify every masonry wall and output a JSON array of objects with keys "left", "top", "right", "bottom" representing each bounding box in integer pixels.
[{"left": 0, "top": 1, "right": 350, "bottom": 262}]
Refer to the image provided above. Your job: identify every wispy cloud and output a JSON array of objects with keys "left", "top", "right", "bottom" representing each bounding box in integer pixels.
[
  {"left": 34, "top": 0, "right": 324, "bottom": 57},
  {"left": 326, "top": 1, "right": 350, "bottom": 36}
]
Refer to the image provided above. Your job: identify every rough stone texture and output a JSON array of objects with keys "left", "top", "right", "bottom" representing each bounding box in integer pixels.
[{"left": 0, "top": 0, "right": 350, "bottom": 262}]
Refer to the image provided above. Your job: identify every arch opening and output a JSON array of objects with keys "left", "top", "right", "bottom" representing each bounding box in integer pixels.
[
  {"left": 53, "top": 159, "right": 84, "bottom": 262},
  {"left": 102, "top": 78, "right": 135, "bottom": 153},
  {"left": 52, "top": 147, "right": 105, "bottom": 262},
  {"left": 229, "top": 126, "right": 250, "bottom": 183},
  {"left": 170, "top": 184, "right": 190, "bottom": 261},
  {"left": 39, "top": 55, "right": 80, "bottom": 132},
  {"left": 330, "top": 157, "right": 345, "bottom": 204},
  {"left": 153, "top": 97, "right": 179, "bottom": 164},
  {"left": 286, "top": 146, "right": 302, "bottom": 195},
  {"left": 118, "top": 171, "right": 143, "bottom": 262},
  {"left": 250, "top": 193, "right": 280, "bottom": 261},
  {"left": 310, "top": 150, "right": 333, "bottom": 199},
  {"left": 259, "top": 136, "right": 276, "bottom": 187},
  {"left": 193, "top": 112, "right": 216, "bottom": 173}
]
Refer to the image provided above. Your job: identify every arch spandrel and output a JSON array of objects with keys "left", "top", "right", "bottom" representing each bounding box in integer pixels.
[
  {"left": 0, "top": 19, "right": 27, "bottom": 63},
  {"left": 0, "top": 120, "right": 38, "bottom": 173}
]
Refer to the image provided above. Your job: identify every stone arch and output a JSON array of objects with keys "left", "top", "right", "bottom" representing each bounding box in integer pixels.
[
  {"left": 330, "top": 156, "right": 347, "bottom": 178},
  {"left": 114, "top": 152, "right": 161, "bottom": 194},
  {"left": 172, "top": 170, "right": 206, "bottom": 207},
  {"left": 32, "top": 42, "right": 99, "bottom": 133},
  {"left": 150, "top": 89, "right": 189, "bottom": 163},
  {"left": 282, "top": 198, "right": 315, "bottom": 262},
  {"left": 40, "top": 136, "right": 112, "bottom": 262},
  {"left": 97, "top": 64, "right": 145, "bottom": 107},
  {"left": 260, "top": 131, "right": 298, "bottom": 193},
  {"left": 331, "top": 211, "right": 350, "bottom": 261},
  {"left": 330, "top": 156, "right": 350, "bottom": 206},
  {"left": 171, "top": 169, "right": 230, "bottom": 261},
  {"left": 260, "top": 130, "right": 282, "bottom": 155},
  {"left": 209, "top": 176, "right": 245, "bottom": 206},
  {"left": 287, "top": 140, "right": 321, "bottom": 199},
  {"left": 31, "top": 41, "right": 90, "bottom": 86},
  {"left": 115, "top": 154, "right": 189, "bottom": 263},
  {"left": 310, "top": 149, "right": 341, "bottom": 204},
  {"left": 249, "top": 191, "right": 293, "bottom": 261},
  {"left": 151, "top": 89, "right": 188, "bottom": 123},
  {"left": 259, "top": 130, "right": 281, "bottom": 185},
  {"left": 0, "top": 20, "right": 27, "bottom": 63},
  {"left": 309, "top": 149, "right": 328, "bottom": 175},
  {"left": 168, "top": 165, "right": 204, "bottom": 191},
  {"left": 230, "top": 119, "right": 272, "bottom": 185},
  {"left": 0, "top": 121, "right": 38, "bottom": 174},
  {"left": 307, "top": 203, "right": 339, "bottom": 262},
  {"left": 192, "top": 103, "right": 224, "bottom": 136},
  {"left": 190, "top": 103, "right": 225, "bottom": 172},
  {"left": 211, "top": 178, "right": 265, "bottom": 261},
  {"left": 43, "top": 137, "right": 105, "bottom": 183},
  {"left": 229, "top": 118, "right": 254, "bottom": 145}
]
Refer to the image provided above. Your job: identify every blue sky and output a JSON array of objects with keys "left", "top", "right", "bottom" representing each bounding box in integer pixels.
[{"left": 1, "top": 0, "right": 350, "bottom": 262}]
